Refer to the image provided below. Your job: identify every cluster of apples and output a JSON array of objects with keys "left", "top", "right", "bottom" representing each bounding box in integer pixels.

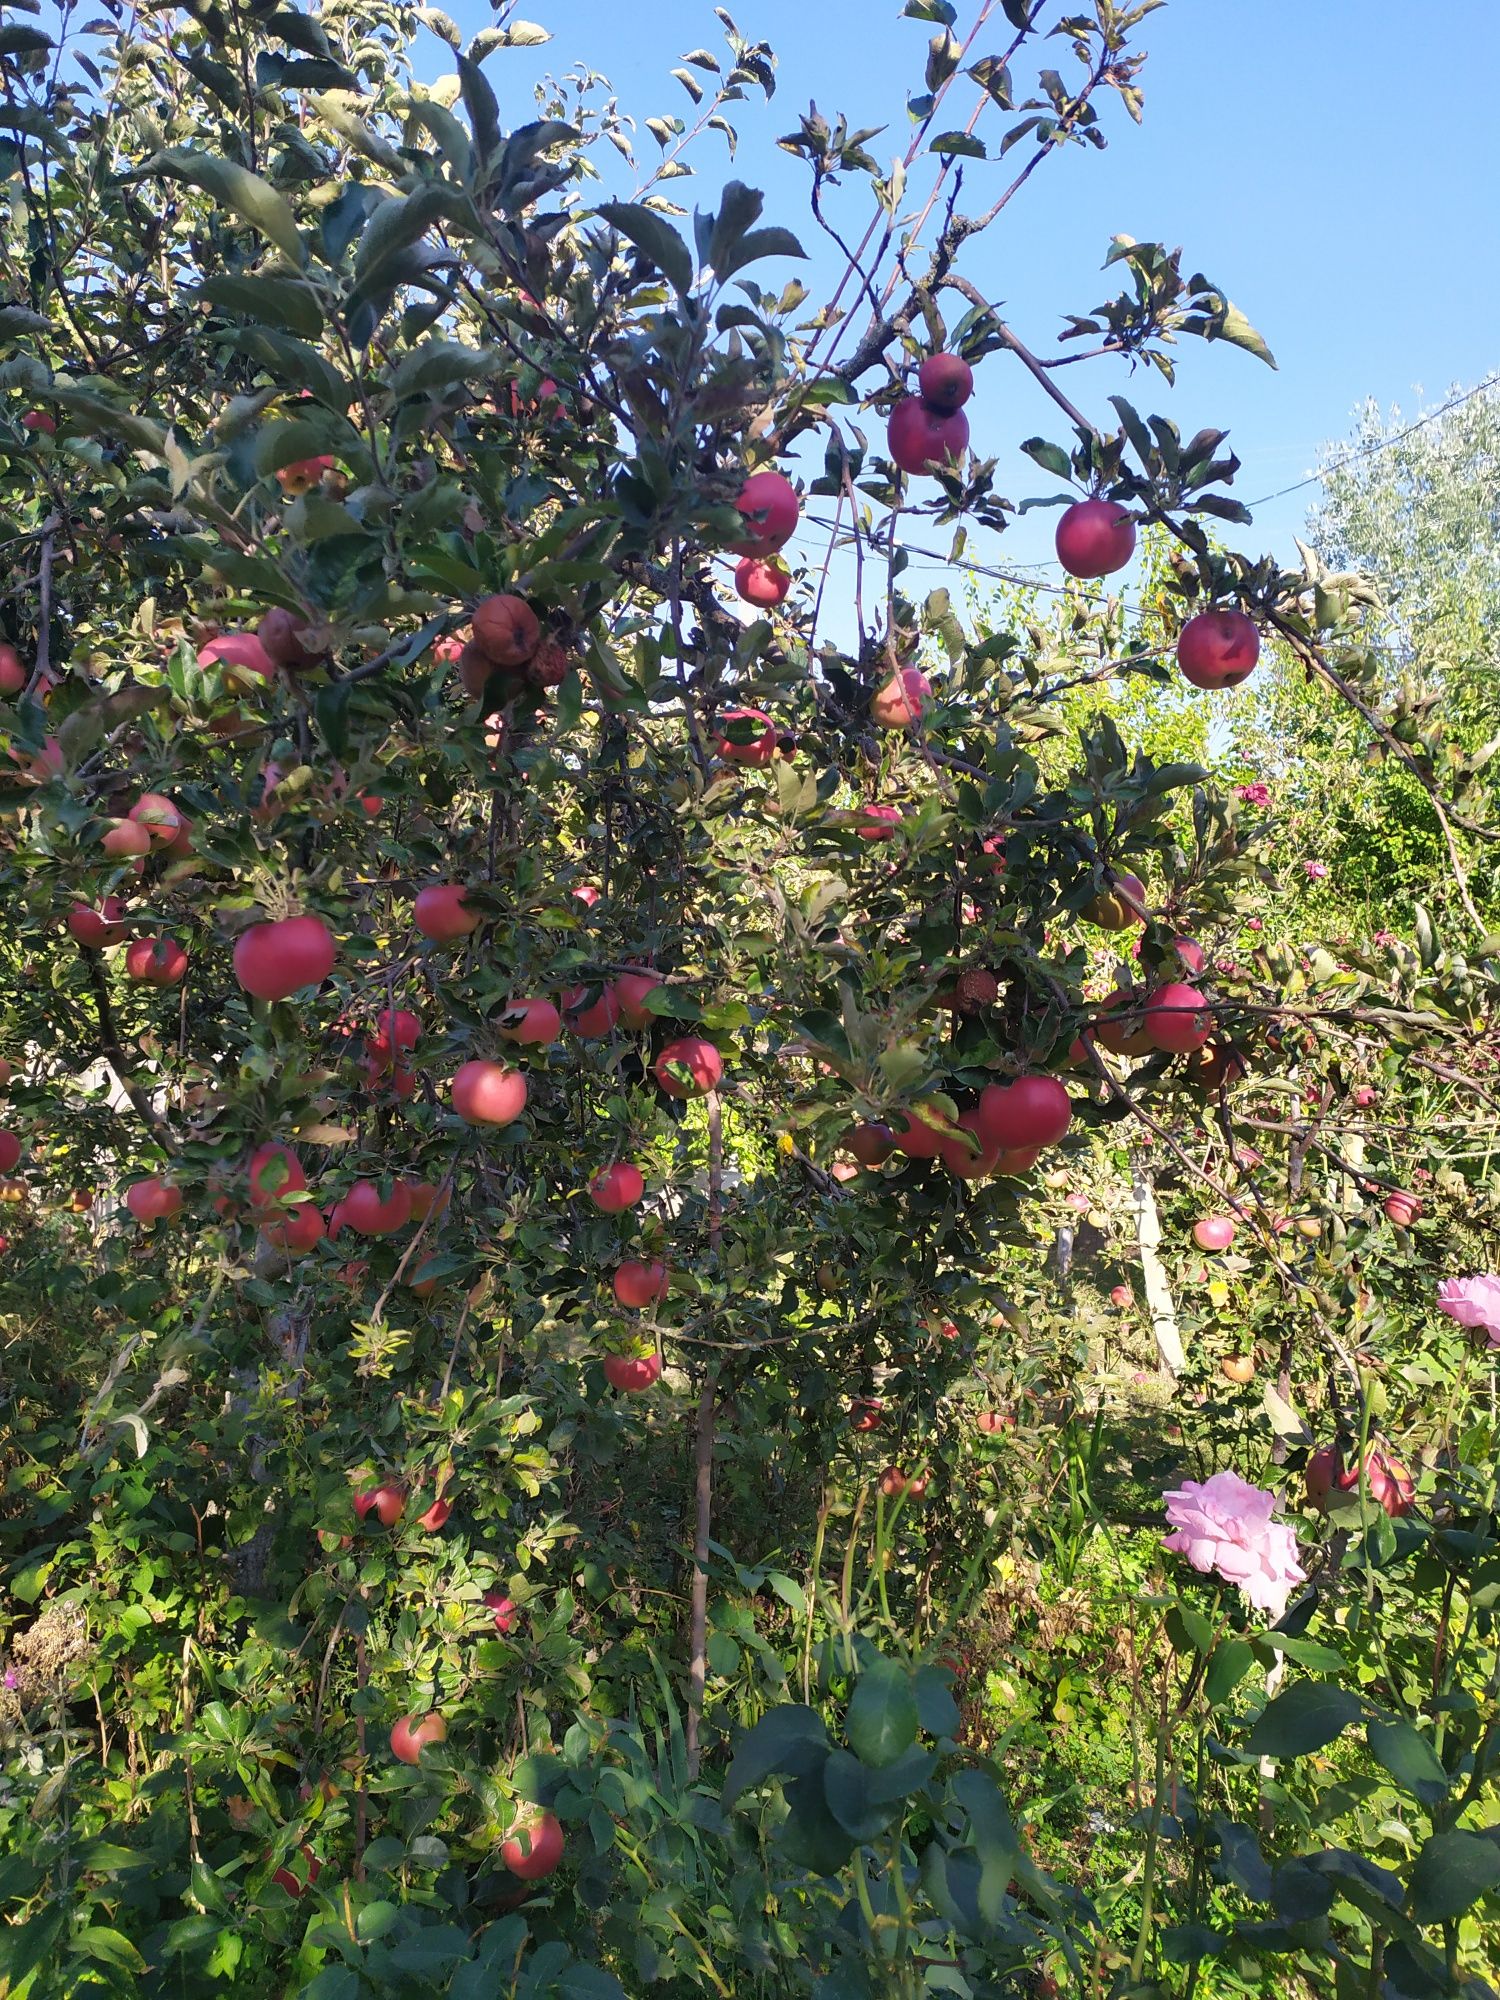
[
  {"left": 847, "top": 1071, "right": 1074, "bottom": 1185},
  {"left": 730, "top": 469, "right": 799, "bottom": 608},
  {"left": 453, "top": 593, "right": 567, "bottom": 705},
  {"left": 886, "top": 354, "right": 973, "bottom": 477},
  {"left": 1306, "top": 1441, "right": 1415, "bottom": 1519}
]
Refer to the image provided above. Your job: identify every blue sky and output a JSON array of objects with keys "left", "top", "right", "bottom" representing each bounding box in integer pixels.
[{"left": 422, "top": 0, "right": 1500, "bottom": 583}]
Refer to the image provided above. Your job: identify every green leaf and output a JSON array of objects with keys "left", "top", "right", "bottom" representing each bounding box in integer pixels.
[
  {"left": 596, "top": 201, "right": 695, "bottom": 296},
  {"left": 1245, "top": 1681, "right": 1361, "bottom": 1760},
  {"left": 777, "top": 1769, "right": 858, "bottom": 1874},
  {"left": 1209, "top": 298, "right": 1277, "bottom": 369},
  {"left": 846, "top": 1657, "right": 919, "bottom": 1768},
  {"left": 1366, "top": 1718, "right": 1449, "bottom": 1801},
  {"left": 950, "top": 1768, "right": 1020, "bottom": 1923},
  {"left": 69, "top": 1926, "right": 147, "bottom": 1973},
  {"left": 723, "top": 1704, "right": 830, "bottom": 1806},
  {"left": 1408, "top": 1829, "right": 1500, "bottom": 1924},
  {"left": 197, "top": 275, "right": 323, "bottom": 340},
  {"left": 822, "top": 1745, "right": 934, "bottom": 1840},
  {"left": 388, "top": 340, "right": 498, "bottom": 401},
  {"left": 146, "top": 149, "right": 304, "bottom": 264},
  {"left": 1204, "top": 1637, "right": 1256, "bottom": 1709},
  {"left": 929, "top": 133, "right": 987, "bottom": 158},
  {"left": 1021, "top": 437, "right": 1073, "bottom": 479},
  {"left": 913, "top": 1663, "right": 960, "bottom": 1738}
]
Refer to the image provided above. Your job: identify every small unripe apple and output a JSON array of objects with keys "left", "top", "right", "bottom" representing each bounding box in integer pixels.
[
  {"left": 1177, "top": 608, "right": 1260, "bottom": 690},
  {"left": 917, "top": 352, "right": 973, "bottom": 413},
  {"left": 1055, "top": 498, "right": 1136, "bottom": 578},
  {"left": 390, "top": 1712, "right": 446, "bottom": 1765}
]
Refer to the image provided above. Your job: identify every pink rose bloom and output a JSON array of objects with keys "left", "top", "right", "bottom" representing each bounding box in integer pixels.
[
  {"left": 1373, "top": 929, "right": 1396, "bottom": 947},
  {"left": 1163, "top": 1469, "right": 1306, "bottom": 1621},
  {"left": 1236, "top": 782, "right": 1271, "bottom": 806},
  {"left": 1303, "top": 860, "right": 1329, "bottom": 881},
  {"left": 1245, "top": 918, "right": 1263, "bottom": 932},
  {"left": 1437, "top": 1275, "right": 1500, "bottom": 1345}
]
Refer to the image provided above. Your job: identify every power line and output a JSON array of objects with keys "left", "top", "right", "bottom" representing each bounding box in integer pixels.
[{"left": 1242, "top": 375, "right": 1500, "bottom": 510}]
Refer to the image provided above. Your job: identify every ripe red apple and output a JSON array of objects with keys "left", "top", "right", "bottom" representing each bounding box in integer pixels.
[
  {"left": 1383, "top": 1190, "right": 1421, "bottom": 1227},
  {"left": 853, "top": 804, "right": 902, "bottom": 840},
  {"left": 890, "top": 1109, "right": 945, "bottom": 1159},
  {"left": 879, "top": 1465, "right": 928, "bottom": 1500},
  {"left": 614, "top": 968, "right": 663, "bottom": 1029},
  {"left": 125, "top": 935, "right": 188, "bottom": 985},
  {"left": 1109, "top": 1283, "right": 1133, "bottom": 1308},
  {"left": 613, "top": 1258, "right": 668, "bottom": 1308},
  {"left": 1086, "top": 872, "right": 1147, "bottom": 929},
  {"left": 102, "top": 819, "right": 151, "bottom": 859},
  {"left": 1055, "top": 498, "right": 1137, "bottom": 578},
  {"left": 975, "top": 1076, "right": 1073, "bottom": 1152},
  {"left": 125, "top": 1176, "right": 181, "bottom": 1223},
  {"left": 935, "top": 1112, "right": 996, "bottom": 1180},
  {"left": 234, "top": 915, "right": 335, "bottom": 1001},
  {"left": 562, "top": 981, "right": 621, "bottom": 1039},
  {"left": 472, "top": 594, "right": 541, "bottom": 667},
  {"left": 354, "top": 1481, "right": 406, "bottom": 1527},
  {"left": 653, "top": 1036, "right": 722, "bottom": 1099},
  {"left": 21, "top": 410, "right": 56, "bottom": 435},
  {"left": 603, "top": 1351, "right": 662, "bottom": 1392},
  {"left": 1143, "top": 983, "right": 1212, "bottom": 1055},
  {"left": 496, "top": 997, "right": 561, "bottom": 1045},
  {"left": 196, "top": 631, "right": 274, "bottom": 683},
  {"left": 451, "top": 1060, "right": 528, "bottom": 1127},
  {"left": 1177, "top": 609, "right": 1260, "bottom": 690},
  {"left": 276, "top": 454, "right": 333, "bottom": 495},
  {"left": 1183, "top": 1041, "right": 1248, "bottom": 1091},
  {"left": 0, "top": 643, "right": 26, "bottom": 694},
  {"left": 589, "top": 1163, "right": 644, "bottom": 1212},
  {"left": 975, "top": 1409, "right": 1012, "bottom": 1435},
  {"left": 246, "top": 1141, "right": 305, "bottom": 1217},
  {"left": 390, "top": 1713, "right": 446, "bottom": 1765},
  {"left": 887, "top": 395, "right": 969, "bottom": 475},
  {"left": 872, "top": 668, "right": 931, "bottom": 729},
  {"left": 849, "top": 1398, "right": 883, "bottom": 1431},
  {"left": 917, "top": 352, "right": 974, "bottom": 413},
  {"left": 0, "top": 1132, "right": 22, "bottom": 1175},
  {"left": 729, "top": 470, "right": 799, "bottom": 556},
  {"left": 483, "top": 1589, "right": 517, "bottom": 1635},
  {"left": 1305, "top": 1444, "right": 1340, "bottom": 1508},
  {"left": 1325, "top": 1447, "right": 1414, "bottom": 1519},
  {"left": 339, "top": 1180, "right": 414, "bottom": 1236},
  {"left": 69, "top": 898, "right": 127, "bottom": 948},
  {"left": 715, "top": 708, "right": 778, "bottom": 767},
  {"left": 1095, "top": 988, "right": 1153, "bottom": 1056},
  {"left": 1171, "top": 937, "right": 1207, "bottom": 976},
  {"left": 414, "top": 884, "right": 480, "bottom": 943},
  {"left": 0, "top": 1059, "right": 11, "bottom": 1091},
  {"left": 993, "top": 1146, "right": 1041, "bottom": 1175},
  {"left": 734, "top": 556, "right": 790, "bottom": 607},
  {"left": 261, "top": 1203, "right": 325, "bottom": 1254},
  {"left": 367, "top": 1008, "right": 421, "bottom": 1068},
  {"left": 848, "top": 1121, "right": 895, "bottom": 1168},
  {"left": 257, "top": 606, "right": 323, "bottom": 670},
  {"left": 1352, "top": 1084, "right": 1377, "bottom": 1109},
  {"left": 1192, "top": 1215, "right": 1236, "bottom": 1252},
  {"left": 418, "top": 1495, "right": 452, "bottom": 1532},
  {"left": 572, "top": 883, "right": 601, "bottom": 909},
  {"left": 500, "top": 1809, "right": 564, "bottom": 1881},
  {"left": 403, "top": 1180, "right": 449, "bottom": 1223},
  {"left": 270, "top": 1845, "right": 321, "bottom": 1897}
]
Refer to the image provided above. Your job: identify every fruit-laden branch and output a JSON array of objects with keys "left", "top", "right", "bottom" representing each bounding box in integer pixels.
[{"left": 81, "top": 949, "right": 174, "bottom": 1146}]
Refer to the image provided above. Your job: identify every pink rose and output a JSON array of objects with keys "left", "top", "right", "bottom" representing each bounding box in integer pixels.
[
  {"left": 1373, "top": 929, "right": 1396, "bottom": 947},
  {"left": 1436, "top": 1275, "right": 1500, "bottom": 1346},
  {"left": 1245, "top": 918, "right": 1263, "bottom": 932},
  {"left": 1163, "top": 1469, "right": 1306, "bottom": 1621},
  {"left": 1302, "top": 860, "right": 1329, "bottom": 881},
  {"left": 1236, "top": 782, "right": 1271, "bottom": 806}
]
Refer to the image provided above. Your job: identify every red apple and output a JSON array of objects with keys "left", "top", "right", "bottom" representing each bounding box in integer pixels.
[
  {"left": 653, "top": 1036, "right": 722, "bottom": 1099},
  {"left": 1086, "top": 872, "right": 1147, "bottom": 930},
  {"left": 101, "top": 819, "right": 151, "bottom": 860},
  {"left": 390, "top": 1713, "right": 446, "bottom": 1765},
  {"left": 848, "top": 1121, "right": 895, "bottom": 1168},
  {"left": 414, "top": 884, "right": 480, "bottom": 943},
  {"left": 562, "top": 981, "right": 621, "bottom": 1039},
  {"left": 715, "top": 707, "right": 777, "bottom": 767},
  {"left": 887, "top": 395, "right": 969, "bottom": 475},
  {"left": 1143, "top": 983, "right": 1213, "bottom": 1055},
  {"left": 853, "top": 804, "right": 902, "bottom": 840},
  {"left": 917, "top": 352, "right": 973, "bottom": 413},
  {"left": 603, "top": 1351, "right": 662, "bottom": 1392},
  {"left": 354, "top": 1481, "right": 406, "bottom": 1527},
  {"left": 69, "top": 898, "right": 127, "bottom": 948},
  {"left": 1192, "top": 1215, "right": 1236, "bottom": 1252},
  {"left": 196, "top": 631, "right": 275, "bottom": 683},
  {"left": 234, "top": 915, "right": 335, "bottom": 1001},
  {"left": 257, "top": 606, "right": 323, "bottom": 670},
  {"left": 1383, "top": 1190, "right": 1420, "bottom": 1228},
  {"left": 0, "top": 643, "right": 27, "bottom": 694},
  {"left": 1055, "top": 498, "right": 1136, "bottom": 578},
  {"left": 125, "top": 1176, "right": 180, "bottom": 1224},
  {"left": 734, "top": 556, "right": 790, "bottom": 607},
  {"left": 483, "top": 1589, "right": 517, "bottom": 1635},
  {"left": 729, "top": 470, "right": 799, "bottom": 556},
  {"left": 451, "top": 1061, "right": 528, "bottom": 1127},
  {"left": 975, "top": 1076, "right": 1072, "bottom": 1152},
  {"left": 418, "top": 1495, "right": 452, "bottom": 1533},
  {"left": 496, "top": 997, "right": 561, "bottom": 1045},
  {"left": 1095, "top": 988, "right": 1153, "bottom": 1056},
  {"left": 1109, "top": 1283, "right": 1133, "bottom": 1308},
  {"left": 339, "top": 1180, "right": 413, "bottom": 1236},
  {"left": 1177, "top": 609, "right": 1260, "bottom": 689},
  {"left": 472, "top": 594, "right": 540, "bottom": 668},
  {"left": 500, "top": 1809, "right": 564, "bottom": 1881},
  {"left": 125, "top": 936, "right": 188, "bottom": 986},
  {"left": 849, "top": 1398, "right": 883, "bottom": 1431},
  {"left": 872, "top": 668, "right": 931, "bottom": 729},
  {"left": 613, "top": 1258, "right": 668, "bottom": 1308},
  {"left": 614, "top": 968, "right": 663, "bottom": 1030},
  {"left": 588, "top": 1163, "right": 644, "bottom": 1212},
  {"left": 21, "top": 410, "right": 56, "bottom": 436}
]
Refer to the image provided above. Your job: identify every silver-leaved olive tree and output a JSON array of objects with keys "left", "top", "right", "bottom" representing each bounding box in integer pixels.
[{"left": 1, "top": 3, "right": 1498, "bottom": 1996}]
